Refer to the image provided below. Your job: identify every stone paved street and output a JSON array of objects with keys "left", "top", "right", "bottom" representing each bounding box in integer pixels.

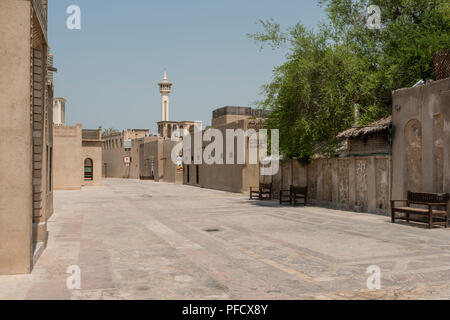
[{"left": 2, "top": 179, "right": 450, "bottom": 300}]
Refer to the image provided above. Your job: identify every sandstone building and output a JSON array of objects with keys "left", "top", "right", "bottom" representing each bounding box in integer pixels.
[
  {"left": 102, "top": 72, "right": 200, "bottom": 184},
  {"left": 53, "top": 100, "right": 103, "bottom": 190},
  {"left": 0, "top": 0, "right": 53, "bottom": 274},
  {"left": 103, "top": 129, "right": 150, "bottom": 179},
  {"left": 392, "top": 77, "right": 450, "bottom": 198},
  {"left": 184, "top": 106, "right": 265, "bottom": 193}
]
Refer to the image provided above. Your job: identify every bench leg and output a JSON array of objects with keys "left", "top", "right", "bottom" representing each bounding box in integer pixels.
[
  {"left": 446, "top": 215, "right": 449, "bottom": 229},
  {"left": 429, "top": 214, "right": 433, "bottom": 229},
  {"left": 391, "top": 209, "right": 395, "bottom": 223},
  {"left": 406, "top": 212, "right": 410, "bottom": 223}
]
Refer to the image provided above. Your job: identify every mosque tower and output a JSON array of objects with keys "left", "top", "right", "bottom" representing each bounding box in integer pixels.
[{"left": 158, "top": 70, "right": 172, "bottom": 122}]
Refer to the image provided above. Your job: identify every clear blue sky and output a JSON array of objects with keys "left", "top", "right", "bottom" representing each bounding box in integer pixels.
[{"left": 48, "top": 0, "right": 325, "bottom": 132}]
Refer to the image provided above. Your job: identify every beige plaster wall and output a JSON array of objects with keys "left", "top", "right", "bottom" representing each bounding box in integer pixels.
[
  {"left": 0, "top": 0, "right": 33, "bottom": 274},
  {"left": 139, "top": 138, "right": 163, "bottom": 181},
  {"left": 53, "top": 125, "right": 83, "bottom": 190},
  {"left": 103, "top": 143, "right": 128, "bottom": 178},
  {"left": 183, "top": 118, "right": 261, "bottom": 193},
  {"left": 102, "top": 130, "right": 150, "bottom": 179},
  {"left": 82, "top": 141, "right": 103, "bottom": 187},
  {"left": 138, "top": 138, "right": 182, "bottom": 183},
  {"left": 212, "top": 114, "right": 252, "bottom": 128},
  {"left": 262, "top": 160, "right": 307, "bottom": 199},
  {"left": 392, "top": 78, "right": 450, "bottom": 200},
  {"left": 161, "top": 139, "right": 183, "bottom": 184},
  {"left": 306, "top": 156, "right": 391, "bottom": 214}
]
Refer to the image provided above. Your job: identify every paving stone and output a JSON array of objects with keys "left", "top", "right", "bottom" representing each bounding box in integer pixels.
[{"left": 1, "top": 178, "right": 450, "bottom": 300}]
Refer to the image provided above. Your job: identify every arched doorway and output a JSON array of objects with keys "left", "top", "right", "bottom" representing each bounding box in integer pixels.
[{"left": 84, "top": 158, "right": 93, "bottom": 181}]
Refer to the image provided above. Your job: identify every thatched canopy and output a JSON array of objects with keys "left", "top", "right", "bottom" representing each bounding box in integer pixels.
[{"left": 337, "top": 116, "right": 392, "bottom": 139}]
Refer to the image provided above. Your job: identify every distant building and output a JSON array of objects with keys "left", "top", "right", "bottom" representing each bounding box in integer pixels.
[
  {"left": 155, "top": 71, "right": 201, "bottom": 139},
  {"left": 51, "top": 95, "right": 103, "bottom": 189},
  {"left": 212, "top": 106, "right": 268, "bottom": 128},
  {"left": 184, "top": 106, "right": 265, "bottom": 193},
  {"left": 337, "top": 116, "right": 392, "bottom": 157},
  {"left": 158, "top": 70, "right": 172, "bottom": 122},
  {"left": 53, "top": 97, "right": 67, "bottom": 125},
  {"left": 102, "top": 72, "right": 200, "bottom": 184},
  {"left": 139, "top": 136, "right": 184, "bottom": 183},
  {"left": 102, "top": 129, "right": 150, "bottom": 179},
  {"left": 157, "top": 121, "right": 201, "bottom": 139},
  {"left": 53, "top": 125, "right": 103, "bottom": 189}
]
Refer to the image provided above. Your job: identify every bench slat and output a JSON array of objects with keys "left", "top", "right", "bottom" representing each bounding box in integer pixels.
[{"left": 392, "top": 191, "right": 449, "bottom": 229}]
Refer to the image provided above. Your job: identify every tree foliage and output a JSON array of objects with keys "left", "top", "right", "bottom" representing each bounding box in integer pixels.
[
  {"left": 249, "top": 0, "right": 450, "bottom": 162},
  {"left": 102, "top": 128, "right": 118, "bottom": 136}
]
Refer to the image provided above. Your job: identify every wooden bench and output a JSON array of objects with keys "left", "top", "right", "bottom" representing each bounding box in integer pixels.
[
  {"left": 280, "top": 186, "right": 308, "bottom": 206},
  {"left": 391, "top": 191, "right": 449, "bottom": 229},
  {"left": 250, "top": 183, "right": 272, "bottom": 200}
]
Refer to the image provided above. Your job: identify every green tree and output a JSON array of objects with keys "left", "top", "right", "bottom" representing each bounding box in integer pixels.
[
  {"left": 249, "top": 0, "right": 450, "bottom": 163},
  {"left": 321, "top": 0, "right": 450, "bottom": 106},
  {"left": 102, "top": 128, "right": 118, "bottom": 136}
]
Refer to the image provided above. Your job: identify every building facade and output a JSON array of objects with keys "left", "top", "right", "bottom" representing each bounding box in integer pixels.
[
  {"left": 212, "top": 106, "right": 268, "bottom": 128},
  {"left": 0, "top": 0, "right": 53, "bottom": 274},
  {"left": 102, "top": 72, "right": 200, "bottom": 184},
  {"left": 158, "top": 71, "right": 172, "bottom": 122},
  {"left": 261, "top": 117, "right": 392, "bottom": 214},
  {"left": 157, "top": 121, "right": 201, "bottom": 139},
  {"left": 102, "top": 129, "right": 150, "bottom": 179},
  {"left": 183, "top": 106, "right": 264, "bottom": 193},
  {"left": 392, "top": 77, "right": 450, "bottom": 199},
  {"left": 138, "top": 137, "right": 184, "bottom": 184},
  {"left": 53, "top": 125, "right": 103, "bottom": 190}
]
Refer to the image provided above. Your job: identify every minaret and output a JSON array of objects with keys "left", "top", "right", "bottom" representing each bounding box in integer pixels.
[
  {"left": 158, "top": 70, "right": 172, "bottom": 122},
  {"left": 53, "top": 97, "right": 67, "bottom": 125}
]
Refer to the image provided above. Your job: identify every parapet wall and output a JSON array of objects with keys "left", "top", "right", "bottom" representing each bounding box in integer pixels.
[
  {"left": 262, "top": 156, "right": 391, "bottom": 215},
  {"left": 307, "top": 156, "right": 391, "bottom": 214}
]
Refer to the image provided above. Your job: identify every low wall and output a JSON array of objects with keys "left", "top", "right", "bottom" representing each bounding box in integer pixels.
[
  {"left": 262, "top": 156, "right": 391, "bottom": 215},
  {"left": 261, "top": 159, "right": 307, "bottom": 198},
  {"left": 307, "top": 156, "right": 391, "bottom": 214}
]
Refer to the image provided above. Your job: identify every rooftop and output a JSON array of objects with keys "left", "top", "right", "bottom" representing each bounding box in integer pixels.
[
  {"left": 212, "top": 106, "right": 269, "bottom": 119},
  {"left": 337, "top": 116, "right": 392, "bottom": 139}
]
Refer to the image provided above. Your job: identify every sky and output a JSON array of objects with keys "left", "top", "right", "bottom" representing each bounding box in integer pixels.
[{"left": 48, "top": 0, "right": 326, "bottom": 132}]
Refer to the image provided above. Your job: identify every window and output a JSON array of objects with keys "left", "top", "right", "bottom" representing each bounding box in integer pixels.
[{"left": 84, "top": 158, "right": 93, "bottom": 181}]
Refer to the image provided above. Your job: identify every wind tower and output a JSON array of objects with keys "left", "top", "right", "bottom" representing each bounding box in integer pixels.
[{"left": 158, "top": 70, "right": 172, "bottom": 122}]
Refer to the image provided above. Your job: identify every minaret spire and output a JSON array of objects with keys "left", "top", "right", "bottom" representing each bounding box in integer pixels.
[{"left": 158, "top": 70, "right": 172, "bottom": 122}]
